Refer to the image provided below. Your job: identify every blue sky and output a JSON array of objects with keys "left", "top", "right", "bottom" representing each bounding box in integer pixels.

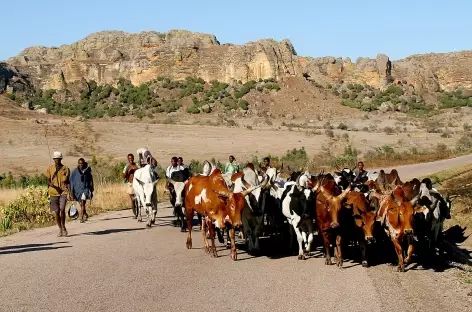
[{"left": 2, "top": 0, "right": 470, "bottom": 61}]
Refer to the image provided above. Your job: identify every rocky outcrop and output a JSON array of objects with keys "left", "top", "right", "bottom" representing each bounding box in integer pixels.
[
  {"left": 7, "top": 30, "right": 299, "bottom": 90},
  {"left": 4, "top": 29, "right": 472, "bottom": 94},
  {"left": 0, "top": 63, "right": 33, "bottom": 94},
  {"left": 299, "top": 51, "right": 472, "bottom": 93}
]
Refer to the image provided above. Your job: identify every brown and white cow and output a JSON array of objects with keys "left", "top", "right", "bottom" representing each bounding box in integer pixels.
[{"left": 184, "top": 168, "right": 261, "bottom": 260}]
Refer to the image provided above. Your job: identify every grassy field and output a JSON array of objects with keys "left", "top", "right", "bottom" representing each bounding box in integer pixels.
[{"left": 0, "top": 180, "right": 168, "bottom": 236}]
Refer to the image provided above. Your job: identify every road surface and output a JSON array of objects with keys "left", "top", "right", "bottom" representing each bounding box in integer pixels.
[
  {"left": 1, "top": 155, "right": 472, "bottom": 312},
  {"left": 370, "top": 153, "right": 472, "bottom": 180}
]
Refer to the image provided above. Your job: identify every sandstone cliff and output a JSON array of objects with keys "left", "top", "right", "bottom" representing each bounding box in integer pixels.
[{"left": 3, "top": 29, "right": 472, "bottom": 94}]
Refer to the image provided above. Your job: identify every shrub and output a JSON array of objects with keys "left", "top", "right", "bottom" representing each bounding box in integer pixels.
[
  {"left": 186, "top": 105, "right": 200, "bottom": 114},
  {"left": 238, "top": 99, "right": 249, "bottom": 110},
  {"left": 337, "top": 122, "right": 348, "bottom": 130},
  {"left": 264, "top": 83, "right": 281, "bottom": 91},
  {"left": 383, "top": 127, "right": 395, "bottom": 135},
  {"left": 1, "top": 186, "right": 52, "bottom": 226},
  {"left": 325, "top": 129, "right": 334, "bottom": 138}
]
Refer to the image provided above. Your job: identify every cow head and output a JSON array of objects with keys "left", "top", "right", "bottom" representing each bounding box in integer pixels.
[
  {"left": 135, "top": 177, "right": 159, "bottom": 206},
  {"left": 313, "top": 179, "right": 352, "bottom": 229},
  {"left": 345, "top": 192, "right": 376, "bottom": 244},
  {"left": 213, "top": 184, "right": 262, "bottom": 227},
  {"left": 168, "top": 179, "right": 188, "bottom": 208}
]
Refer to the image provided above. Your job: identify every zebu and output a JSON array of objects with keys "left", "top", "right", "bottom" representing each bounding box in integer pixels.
[
  {"left": 133, "top": 164, "right": 159, "bottom": 227},
  {"left": 168, "top": 168, "right": 191, "bottom": 232}
]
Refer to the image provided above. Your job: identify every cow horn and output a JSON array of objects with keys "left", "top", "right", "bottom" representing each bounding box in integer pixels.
[
  {"left": 338, "top": 184, "right": 351, "bottom": 200},
  {"left": 168, "top": 178, "right": 175, "bottom": 184},
  {"left": 240, "top": 184, "right": 262, "bottom": 197},
  {"left": 410, "top": 194, "right": 420, "bottom": 206},
  {"left": 261, "top": 175, "right": 270, "bottom": 190}
]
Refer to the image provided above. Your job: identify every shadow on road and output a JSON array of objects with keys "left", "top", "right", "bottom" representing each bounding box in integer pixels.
[
  {"left": 0, "top": 242, "right": 71, "bottom": 255},
  {"left": 68, "top": 228, "right": 146, "bottom": 237}
]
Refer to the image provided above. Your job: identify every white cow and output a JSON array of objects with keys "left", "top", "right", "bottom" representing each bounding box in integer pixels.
[{"left": 133, "top": 164, "right": 159, "bottom": 227}]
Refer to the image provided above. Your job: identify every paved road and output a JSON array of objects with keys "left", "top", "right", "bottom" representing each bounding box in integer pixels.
[
  {"left": 0, "top": 205, "right": 470, "bottom": 312},
  {"left": 1, "top": 154, "right": 472, "bottom": 312},
  {"left": 370, "top": 153, "right": 472, "bottom": 180}
]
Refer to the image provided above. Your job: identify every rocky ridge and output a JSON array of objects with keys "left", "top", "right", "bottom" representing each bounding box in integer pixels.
[{"left": 2, "top": 29, "right": 472, "bottom": 96}]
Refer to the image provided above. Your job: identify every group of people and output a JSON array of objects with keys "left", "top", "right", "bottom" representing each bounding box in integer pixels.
[
  {"left": 45, "top": 147, "right": 368, "bottom": 237},
  {"left": 45, "top": 151, "right": 94, "bottom": 237},
  {"left": 122, "top": 148, "right": 188, "bottom": 217}
]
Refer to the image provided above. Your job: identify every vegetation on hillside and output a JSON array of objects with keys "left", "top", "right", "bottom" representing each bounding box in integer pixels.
[{"left": 6, "top": 76, "right": 281, "bottom": 120}]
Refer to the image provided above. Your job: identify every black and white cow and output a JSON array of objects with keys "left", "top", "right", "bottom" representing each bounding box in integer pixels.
[
  {"left": 415, "top": 178, "right": 457, "bottom": 270},
  {"left": 168, "top": 168, "right": 191, "bottom": 232},
  {"left": 281, "top": 172, "right": 317, "bottom": 260}
]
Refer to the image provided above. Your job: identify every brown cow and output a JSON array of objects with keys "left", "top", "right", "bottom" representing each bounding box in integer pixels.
[
  {"left": 184, "top": 168, "right": 261, "bottom": 260},
  {"left": 376, "top": 169, "right": 403, "bottom": 191},
  {"left": 312, "top": 175, "right": 352, "bottom": 267},
  {"left": 344, "top": 192, "right": 377, "bottom": 267},
  {"left": 370, "top": 186, "right": 420, "bottom": 272}
]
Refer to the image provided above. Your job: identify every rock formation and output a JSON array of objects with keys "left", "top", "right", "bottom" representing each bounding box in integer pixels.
[{"left": 3, "top": 29, "right": 472, "bottom": 94}]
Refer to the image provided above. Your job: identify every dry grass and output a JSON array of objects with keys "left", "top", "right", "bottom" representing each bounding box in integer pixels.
[
  {"left": 0, "top": 188, "right": 24, "bottom": 207},
  {"left": 427, "top": 166, "right": 472, "bottom": 248},
  {"left": 0, "top": 180, "right": 169, "bottom": 236}
]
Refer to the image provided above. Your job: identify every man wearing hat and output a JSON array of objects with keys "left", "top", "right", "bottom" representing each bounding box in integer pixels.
[{"left": 46, "top": 151, "right": 71, "bottom": 237}]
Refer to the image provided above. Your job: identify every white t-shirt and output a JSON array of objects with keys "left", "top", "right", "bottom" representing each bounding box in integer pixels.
[{"left": 166, "top": 165, "right": 184, "bottom": 178}]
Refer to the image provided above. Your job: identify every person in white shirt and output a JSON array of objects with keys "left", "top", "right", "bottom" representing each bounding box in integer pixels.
[{"left": 166, "top": 156, "right": 184, "bottom": 204}]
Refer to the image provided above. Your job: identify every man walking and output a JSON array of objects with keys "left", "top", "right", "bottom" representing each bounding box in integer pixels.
[
  {"left": 46, "top": 151, "right": 71, "bottom": 237},
  {"left": 70, "top": 158, "right": 94, "bottom": 223},
  {"left": 123, "top": 153, "right": 138, "bottom": 217}
]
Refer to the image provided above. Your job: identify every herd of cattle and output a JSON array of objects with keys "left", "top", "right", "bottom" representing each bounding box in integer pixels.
[{"left": 132, "top": 161, "right": 458, "bottom": 272}]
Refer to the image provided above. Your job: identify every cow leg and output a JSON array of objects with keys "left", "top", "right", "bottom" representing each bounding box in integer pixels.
[
  {"left": 392, "top": 236, "right": 405, "bottom": 272},
  {"left": 151, "top": 191, "right": 157, "bottom": 224},
  {"left": 305, "top": 221, "right": 314, "bottom": 256},
  {"left": 201, "top": 217, "right": 210, "bottom": 253},
  {"left": 185, "top": 208, "right": 193, "bottom": 249},
  {"left": 335, "top": 234, "right": 343, "bottom": 268},
  {"left": 196, "top": 212, "right": 203, "bottom": 231},
  {"left": 322, "top": 232, "right": 332, "bottom": 265},
  {"left": 215, "top": 227, "right": 224, "bottom": 244},
  {"left": 360, "top": 240, "right": 368, "bottom": 267},
  {"left": 146, "top": 206, "right": 152, "bottom": 228},
  {"left": 229, "top": 227, "right": 237, "bottom": 260},
  {"left": 293, "top": 225, "right": 305, "bottom": 260},
  {"left": 208, "top": 222, "right": 218, "bottom": 258},
  {"left": 404, "top": 237, "right": 414, "bottom": 265},
  {"left": 226, "top": 229, "right": 231, "bottom": 249}
]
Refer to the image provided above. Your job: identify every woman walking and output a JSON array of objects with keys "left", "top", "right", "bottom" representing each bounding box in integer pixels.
[{"left": 70, "top": 158, "right": 94, "bottom": 223}]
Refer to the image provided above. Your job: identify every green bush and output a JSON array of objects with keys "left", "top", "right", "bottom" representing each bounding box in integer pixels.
[
  {"left": 264, "top": 83, "right": 281, "bottom": 91},
  {"left": 238, "top": 99, "right": 249, "bottom": 110},
  {"left": 186, "top": 105, "right": 200, "bottom": 114}
]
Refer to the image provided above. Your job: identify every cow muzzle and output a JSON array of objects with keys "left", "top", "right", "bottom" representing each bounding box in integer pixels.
[{"left": 404, "top": 229, "right": 413, "bottom": 235}]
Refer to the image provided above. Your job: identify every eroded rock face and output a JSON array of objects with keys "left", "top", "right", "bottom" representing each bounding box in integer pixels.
[
  {"left": 4, "top": 29, "right": 472, "bottom": 94},
  {"left": 7, "top": 30, "right": 299, "bottom": 90},
  {"left": 0, "top": 62, "right": 33, "bottom": 94},
  {"left": 300, "top": 51, "right": 472, "bottom": 93}
]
